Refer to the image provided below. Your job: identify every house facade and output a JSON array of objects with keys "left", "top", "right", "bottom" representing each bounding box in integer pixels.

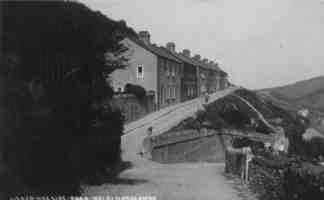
[
  {"left": 110, "top": 37, "right": 158, "bottom": 95},
  {"left": 164, "top": 43, "right": 198, "bottom": 102},
  {"left": 208, "top": 61, "right": 228, "bottom": 91},
  {"left": 193, "top": 55, "right": 210, "bottom": 96},
  {"left": 192, "top": 55, "right": 229, "bottom": 95},
  {"left": 110, "top": 31, "right": 182, "bottom": 110},
  {"left": 156, "top": 50, "right": 182, "bottom": 108},
  {"left": 110, "top": 30, "right": 230, "bottom": 117}
]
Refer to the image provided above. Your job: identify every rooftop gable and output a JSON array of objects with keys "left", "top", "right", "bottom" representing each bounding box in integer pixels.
[{"left": 127, "top": 36, "right": 182, "bottom": 64}]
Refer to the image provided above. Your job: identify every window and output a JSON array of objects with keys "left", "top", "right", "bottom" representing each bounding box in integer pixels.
[
  {"left": 137, "top": 65, "right": 144, "bottom": 79},
  {"left": 187, "top": 87, "right": 192, "bottom": 97},
  {"left": 174, "top": 86, "right": 177, "bottom": 98},
  {"left": 166, "top": 62, "right": 171, "bottom": 77},
  {"left": 171, "top": 65, "right": 175, "bottom": 77},
  {"left": 188, "top": 87, "right": 194, "bottom": 97},
  {"left": 168, "top": 86, "right": 176, "bottom": 99},
  {"left": 200, "top": 73, "right": 206, "bottom": 79}
]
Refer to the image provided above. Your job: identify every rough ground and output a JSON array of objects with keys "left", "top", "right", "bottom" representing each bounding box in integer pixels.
[{"left": 83, "top": 87, "right": 258, "bottom": 200}]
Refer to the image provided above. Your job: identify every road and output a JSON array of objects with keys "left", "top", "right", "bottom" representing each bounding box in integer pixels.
[{"left": 84, "top": 87, "right": 257, "bottom": 200}]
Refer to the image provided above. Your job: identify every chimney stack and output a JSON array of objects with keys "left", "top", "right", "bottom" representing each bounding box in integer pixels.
[
  {"left": 166, "top": 42, "right": 176, "bottom": 52},
  {"left": 202, "top": 58, "right": 209, "bottom": 64},
  {"left": 193, "top": 54, "right": 201, "bottom": 61},
  {"left": 138, "top": 31, "right": 151, "bottom": 45},
  {"left": 182, "top": 49, "right": 191, "bottom": 57}
]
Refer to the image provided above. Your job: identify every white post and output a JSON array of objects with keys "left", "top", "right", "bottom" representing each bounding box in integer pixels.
[{"left": 242, "top": 147, "right": 253, "bottom": 184}]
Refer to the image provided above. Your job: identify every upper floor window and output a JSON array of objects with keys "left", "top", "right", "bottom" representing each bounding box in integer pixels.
[
  {"left": 166, "top": 62, "right": 171, "bottom": 77},
  {"left": 171, "top": 65, "right": 176, "bottom": 77},
  {"left": 137, "top": 65, "right": 144, "bottom": 79},
  {"left": 200, "top": 73, "right": 206, "bottom": 79}
]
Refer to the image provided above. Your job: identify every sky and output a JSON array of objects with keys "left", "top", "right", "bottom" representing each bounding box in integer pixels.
[{"left": 82, "top": 0, "right": 324, "bottom": 89}]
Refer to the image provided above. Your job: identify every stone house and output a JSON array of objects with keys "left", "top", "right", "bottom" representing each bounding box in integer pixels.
[
  {"left": 208, "top": 61, "right": 228, "bottom": 91},
  {"left": 192, "top": 55, "right": 211, "bottom": 95},
  {"left": 109, "top": 31, "right": 183, "bottom": 110},
  {"left": 164, "top": 43, "right": 199, "bottom": 102},
  {"left": 219, "top": 69, "right": 229, "bottom": 90},
  {"left": 192, "top": 55, "right": 228, "bottom": 95}
]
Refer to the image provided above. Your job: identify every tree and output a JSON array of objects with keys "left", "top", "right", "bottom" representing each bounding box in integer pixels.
[{"left": 2, "top": 0, "right": 137, "bottom": 195}]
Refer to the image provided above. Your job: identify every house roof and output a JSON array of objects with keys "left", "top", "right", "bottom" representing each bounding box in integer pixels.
[
  {"left": 162, "top": 48, "right": 197, "bottom": 67},
  {"left": 211, "top": 63, "right": 228, "bottom": 76},
  {"left": 127, "top": 36, "right": 228, "bottom": 76},
  {"left": 127, "top": 37, "right": 182, "bottom": 64}
]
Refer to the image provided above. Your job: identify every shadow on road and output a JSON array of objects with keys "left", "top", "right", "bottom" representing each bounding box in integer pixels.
[
  {"left": 105, "top": 177, "right": 149, "bottom": 185},
  {"left": 85, "top": 161, "right": 150, "bottom": 186}
]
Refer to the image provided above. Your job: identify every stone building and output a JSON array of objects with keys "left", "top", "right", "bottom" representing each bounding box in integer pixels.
[
  {"left": 208, "top": 61, "right": 228, "bottom": 91},
  {"left": 109, "top": 31, "right": 183, "bottom": 109},
  {"left": 164, "top": 43, "right": 199, "bottom": 102},
  {"left": 192, "top": 55, "right": 228, "bottom": 95},
  {"left": 193, "top": 55, "right": 211, "bottom": 95}
]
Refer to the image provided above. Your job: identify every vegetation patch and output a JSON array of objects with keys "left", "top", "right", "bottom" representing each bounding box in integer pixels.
[
  {"left": 2, "top": 1, "right": 136, "bottom": 197},
  {"left": 124, "top": 83, "right": 148, "bottom": 106}
]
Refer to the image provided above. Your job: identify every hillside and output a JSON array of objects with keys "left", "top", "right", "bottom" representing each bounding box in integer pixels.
[
  {"left": 258, "top": 76, "right": 324, "bottom": 135},
  {"left": 259, "top": 76, "right": 324, "bottom": 112}
]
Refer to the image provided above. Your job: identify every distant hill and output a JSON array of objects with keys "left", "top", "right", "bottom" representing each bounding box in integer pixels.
[
  {"left": 259, "top": 76, "right": 324, "bottom": 113},
  {"left": 258, "top": 76, "right": 324, "bottom": 134}
]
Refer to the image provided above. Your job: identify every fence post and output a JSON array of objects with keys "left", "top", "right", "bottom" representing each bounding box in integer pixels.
[{"left": 242, "top": 147, "right": 253, "bottom": 184}]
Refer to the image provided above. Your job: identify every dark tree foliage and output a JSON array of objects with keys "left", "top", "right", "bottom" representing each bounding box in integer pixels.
[{"left": 1, "top": 0, "right": 137, "bottom": 196}]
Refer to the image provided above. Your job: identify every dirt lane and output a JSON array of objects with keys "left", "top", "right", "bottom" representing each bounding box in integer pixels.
[{"left": 83, "top": 88, "right": 257, "bottom": 200}]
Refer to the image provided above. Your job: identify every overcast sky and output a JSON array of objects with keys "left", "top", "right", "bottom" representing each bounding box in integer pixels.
[{"left": 82, "top": 0, "right": 324, "bottom": 89}]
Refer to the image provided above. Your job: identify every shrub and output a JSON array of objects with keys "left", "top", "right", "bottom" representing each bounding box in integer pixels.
[
  {"left": 124, "top": 83, "right": 146, "bottom": 99},
  {"left": 124, "top": 83, "right": 148, "bottom": 107}
]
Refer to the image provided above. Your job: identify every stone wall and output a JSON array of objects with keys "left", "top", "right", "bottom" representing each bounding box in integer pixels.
[
  {"left": 225, "top": 149, "right": 324, "bottom": 200},
  {"left": 151, "top": 129, "right": 231, "bottom": 163}
]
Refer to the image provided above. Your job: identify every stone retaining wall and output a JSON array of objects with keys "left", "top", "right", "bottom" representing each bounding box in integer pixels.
[
  {"left": 225, "top": 150, "right": 324, "bottom": 200},
  {"left": 151, "top": 129, "right": 231, "bottom": 163}
]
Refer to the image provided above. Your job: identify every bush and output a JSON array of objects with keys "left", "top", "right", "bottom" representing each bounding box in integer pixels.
[
  {"left": 124, "top": 83, "right": 148, "bottom": 107},
  {"left": 124, "top": 83, "right": 146, "bottom": 99},
  {"left": 284, "top": 162, "right": 324, "bottom": 200}
]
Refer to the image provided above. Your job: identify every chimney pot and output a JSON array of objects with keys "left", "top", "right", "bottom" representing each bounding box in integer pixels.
[
  {"left": 202, "top": 58, "right": 209, "bottom": 63},
  {"left": 166, "top": 42, "right": 176, "bottom": 52},
  {"left": 138, "top": 31, "right": 151, "bottom": 45},
  {"left": 182, "top": 49, "right": 191, "bottom": 57},
  {"left": 193, "top": 54, "right": 201, "bottom": 61}
]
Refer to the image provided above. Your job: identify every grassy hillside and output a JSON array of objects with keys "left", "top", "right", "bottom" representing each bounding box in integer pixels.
[
  {"left": 259, "top": 76, "right": 324, "bottom": 112},
  {"left": 258, "top": 76, "right": 324, "bottom": 134}
]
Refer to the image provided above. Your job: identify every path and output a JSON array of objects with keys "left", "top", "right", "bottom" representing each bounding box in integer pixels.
[
  {"left": 83, "top": 87, "right": 257, "bottom": 200},
  {"left": 230, "top": 93, "right": 279, "bottom": 133}
]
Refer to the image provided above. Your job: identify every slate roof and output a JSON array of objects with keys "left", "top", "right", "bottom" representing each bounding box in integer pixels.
[
  {"left": 128, "top": 37, "right": 182, "bottom": 64},
  {"left": 127, "top": 36, "right": 227, "bottom": 76},
  {"left": 162, "top": 49, "right": 197, "bottom": 67}
]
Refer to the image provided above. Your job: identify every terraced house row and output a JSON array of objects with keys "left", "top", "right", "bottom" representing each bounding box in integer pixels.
[{"left": 110, "top": 30, "right": 229, "bottom": 113}]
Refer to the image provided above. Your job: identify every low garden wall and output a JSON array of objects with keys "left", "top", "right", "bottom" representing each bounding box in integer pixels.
[
  {"left": 150, "top": 129, "right": 231, "bottom": 163},
  {"left": 225, "top": 149, "right": 324, "bottom": 200}
]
